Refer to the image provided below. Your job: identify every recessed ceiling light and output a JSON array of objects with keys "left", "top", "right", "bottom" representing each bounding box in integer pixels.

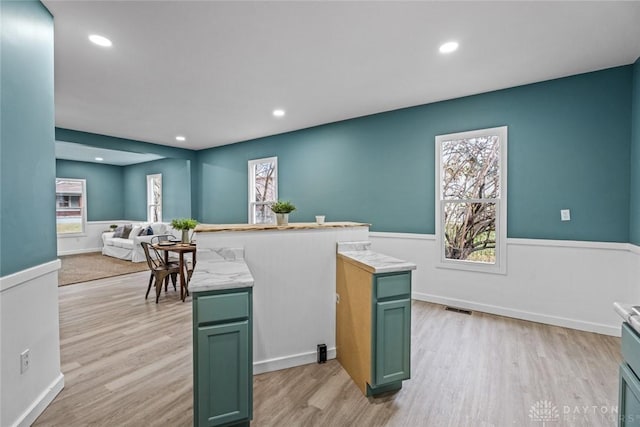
[
  {"left": 89, "top": 34, "right": 112, "bottom": 47},
  {"left": 273, "top": 109, "right": 285, "bottom": 118},
  {"left": 95, "top": 157, "right": 104, "bottom": 161},
  {"left": 176, "top": 136, "right": 186, "bottom": 142},
  {"left": 439, "top": 41, "right": 459, "bottom": 54}
]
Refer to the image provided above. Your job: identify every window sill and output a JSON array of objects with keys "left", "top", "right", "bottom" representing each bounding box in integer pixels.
[
  {"left": 436, "top": 260, "right": 506, "bottom": 275},
  {"left": 57, "top": 233, "right": 87, "bottom": 238}
]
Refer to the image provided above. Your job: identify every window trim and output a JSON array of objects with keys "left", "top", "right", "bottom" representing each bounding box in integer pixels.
[
  {"left": 146, "top": 173, "right": 162, "bottom": 223},
  {"left": 56, "top": 178, "right": 87, "bottom": 237},
  {"left": 248, "top": 157, "right": 278, "bottom": 224},
  {"left": 435, "top": 126, "right": 508, "bottom": 274}
]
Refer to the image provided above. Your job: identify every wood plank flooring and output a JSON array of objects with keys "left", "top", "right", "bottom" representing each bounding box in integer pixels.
[{"left": 34, "top": 271, "right": 622, "bottom": 426}]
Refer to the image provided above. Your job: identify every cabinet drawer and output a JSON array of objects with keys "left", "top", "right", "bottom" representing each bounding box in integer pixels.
[
  {"left": 375, "top": 273, "right": 411, "bottom": 300},
  {"left": 196, "top": 292, "right": 249, "bottom": 324},
  {"left": 622, "top": 323, "right": 640, "bottom": 377}
]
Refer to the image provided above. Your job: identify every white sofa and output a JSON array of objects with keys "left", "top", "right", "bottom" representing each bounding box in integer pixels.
[{"left": 102, "top": 222, "right": 176, "bottom": 263}]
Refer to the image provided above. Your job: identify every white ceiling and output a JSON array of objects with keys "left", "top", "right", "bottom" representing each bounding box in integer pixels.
[{"left": 44, "top": 1, "right": 640, "bottom": 151}]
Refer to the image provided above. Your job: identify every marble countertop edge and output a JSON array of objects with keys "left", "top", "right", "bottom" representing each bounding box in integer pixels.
[
  {"left": 189, "top": 247, "right": 255, "bottom": 292},
  {"left": 613, "top": 302, "right": 640, "bottom": 335},
  {"left": 337, "top": 250, "right": 417, "bottom": 274}
]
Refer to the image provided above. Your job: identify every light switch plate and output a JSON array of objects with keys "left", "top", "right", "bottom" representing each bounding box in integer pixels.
[{"left": 561, "top": 209, "right": 571, "bottom": 221}]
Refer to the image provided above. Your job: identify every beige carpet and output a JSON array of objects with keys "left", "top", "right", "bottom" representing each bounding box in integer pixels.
[{"left": 58, "top": 252, "right": 148, "bottom": 286}]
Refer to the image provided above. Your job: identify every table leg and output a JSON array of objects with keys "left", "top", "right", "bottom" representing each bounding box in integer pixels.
[
  {"left": 179, "top": 252, "right": 186, "bottom": 301},
  {"left": 163, "top": 249, "right": 170, "bottom": 291}
]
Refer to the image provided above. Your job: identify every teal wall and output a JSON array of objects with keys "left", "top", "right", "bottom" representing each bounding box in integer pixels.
[
  {"left": 123, "top": 158, "right": 192, "bottom": 221},
  {"left": 55, "top": 159, "right": 125, "bottom": 221},
  {"left": 197, "top": 66, "right": 633, "bottom": 242},
  {"left": 1, "top": 0, "right": 56, "bottom": 276},
  {"left": 630, "top": 58, "right": 640, "bottom": 245}
]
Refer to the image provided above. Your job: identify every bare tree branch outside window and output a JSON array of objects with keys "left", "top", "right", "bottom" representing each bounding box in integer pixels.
[
  {"left": 147, "top": 174, "right": 162, "bottom": 222},
  {"left": 249, "top": 158, "right": 277, "bottom": 224},
  {"left": 441, "top": 136, "right": 499, "bottom": 263}
]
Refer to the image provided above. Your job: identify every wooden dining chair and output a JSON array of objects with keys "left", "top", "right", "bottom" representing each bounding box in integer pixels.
[{"left": 141, "top": 242, "right": 181, "bottom": 303}]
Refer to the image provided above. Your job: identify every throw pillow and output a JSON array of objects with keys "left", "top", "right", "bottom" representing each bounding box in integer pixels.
[
  {"left": 121, "top": 224, "right": 133, "bottom": 239},
  {"left": 145, "top": 226, "right": 154, "bottom": 235},
  {"left": 112, "top": 225, "right": 125, "bottom": 238},
  {"left": 130, "top": 225, "right": 142, "bottom": 238}
]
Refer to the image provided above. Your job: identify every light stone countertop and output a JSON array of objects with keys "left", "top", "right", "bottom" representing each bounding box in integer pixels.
[
  {"left": 613, "top": 302, "right": 640, "bottom": 335},
  {"left": 337, "top": 241, "right": 417, "bottom": 274},
  {"left": 189, "top": 247, "right": 254, "bottom": 293}
]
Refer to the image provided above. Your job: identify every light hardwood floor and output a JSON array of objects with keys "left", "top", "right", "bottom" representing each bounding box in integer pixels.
[{"left": 34, "top": 271, "right": 622, "bottom": 426}]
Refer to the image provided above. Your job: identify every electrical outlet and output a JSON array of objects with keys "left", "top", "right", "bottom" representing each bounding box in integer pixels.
[
  {"left": 561, "top": 209, "right": 571, "bottom": 221},
  {"left": 20, "top": 349, "right": 30, "bottom": 374}
]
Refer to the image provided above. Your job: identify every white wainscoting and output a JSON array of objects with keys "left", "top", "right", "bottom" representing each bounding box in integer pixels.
[
  {"left": 0, "top": 260, "right": 63, "bottom": 427},
  {"left": 370, "top": 232, "right": 640, "bottom": 337},
  {"left": 57, "top": 220, "right": 140, "bottom": 256}
]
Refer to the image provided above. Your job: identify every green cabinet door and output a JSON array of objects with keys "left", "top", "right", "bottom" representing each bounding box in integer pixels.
[
  {"left": 375, "top": 298, "right": 411, "bottom": 386},
  {"left": 197, "top": 320, "right": 250, "bottom": 427},
  {"left": 620, "top": 363, "right": 640, "bottom": 426}
]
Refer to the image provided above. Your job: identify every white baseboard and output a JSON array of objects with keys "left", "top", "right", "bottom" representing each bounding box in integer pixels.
[
  {"left": 413, "top": 292, "right": 620, "bottom": 337},
  {"left": 57, "top": 248, "right": 102, "bottom": 256},
  {"left": 253, "top": 347, "right": 336, "bottom": 375},
  {"left": 12, "top": 373, "right": 64, "bottom": 427}
]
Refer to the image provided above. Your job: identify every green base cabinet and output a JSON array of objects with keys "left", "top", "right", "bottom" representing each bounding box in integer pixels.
[
  {"left": 336, "top": 255, "right": 412, "bottom": 397},
  {"left": 193, "top": 288, "right": 253, "bottom": 427},
  {"left": 371, "top": 272, "right": 411, "bottom": 394},
  {"left": 619, "top": 322, "right": 640, "bottom": 426}
]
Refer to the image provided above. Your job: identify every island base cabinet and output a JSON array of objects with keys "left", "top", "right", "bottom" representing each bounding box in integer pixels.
[
  {"left": 619, "top": 364, "right": 640, "bottom": 426},
  {"left": 193, "top": 289, "right": 253, "bottom": 427},
  {"left": 375, "top": 298, "right": 411, "bottom": 387},
  {"left": 336, "top": 256, "right": 412, "bottom": 397},
  {"left": 197, "top": 322, "right": 250, "bottom": 426}
]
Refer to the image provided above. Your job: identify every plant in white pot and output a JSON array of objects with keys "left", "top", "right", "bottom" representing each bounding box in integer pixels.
[
  {"left": 270, "top": 201, "right": 296, "bottom": 226},
  {"left": 171, "top": 218, "right": 198, "bottom": 243}
]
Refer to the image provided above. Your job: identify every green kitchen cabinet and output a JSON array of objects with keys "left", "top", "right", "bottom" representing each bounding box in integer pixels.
[
  {"left": 619, "top": 322, "right": 640, "bottom": 426},
  {"left": 337, "top": 255, "right": 412, "bottom": 397},
  {"left": 370, "top": 272, "right": 411, "bottom": 395},
  {"left": 193, "top": 288, "right": 253, "bottom": 427}
]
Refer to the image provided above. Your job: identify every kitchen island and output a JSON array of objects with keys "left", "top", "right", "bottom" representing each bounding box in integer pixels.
[{"left": 194, "top": 221, "right": 369, "bottom": 374}]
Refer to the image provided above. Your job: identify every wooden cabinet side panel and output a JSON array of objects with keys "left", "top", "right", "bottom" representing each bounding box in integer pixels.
[{"left": 336, "top": 257, "right": 373, "bottom": 395}]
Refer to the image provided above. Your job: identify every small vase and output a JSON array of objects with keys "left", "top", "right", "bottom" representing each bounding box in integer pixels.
[
  {"left": 181, "top": 229, "right": 190, "bottom": 243},
  {"left": 276, "top": 213, "right": 289, "bottom": 226}
]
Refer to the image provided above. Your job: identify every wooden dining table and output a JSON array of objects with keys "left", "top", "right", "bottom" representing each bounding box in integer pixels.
[{"left": 153, "top": 242, "right": 196, "bottom": 301}]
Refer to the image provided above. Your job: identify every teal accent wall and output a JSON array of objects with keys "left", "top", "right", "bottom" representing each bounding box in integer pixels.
[
  {"left": 630, "top": 58, "right": 640, "bottom": 245},
  {"left": 123, "top": 158, "right": 192, "bottom": 221},
  {"left": 55, "top": 160, "right": 125, "bottom": 221},
  {"left": 1, "top": 0, "right": 56, "bottom": 276},
  {"left": 197, "top": 66, "right": 632, "bottom": 242}
]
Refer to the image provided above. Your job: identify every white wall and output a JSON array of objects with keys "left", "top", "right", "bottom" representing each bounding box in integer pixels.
[
  {"left": 0, "top": 261, "right": 64, "bottom": 427},
  {"left": 370, "top": 232, "right": 640, "bottom": 337}
]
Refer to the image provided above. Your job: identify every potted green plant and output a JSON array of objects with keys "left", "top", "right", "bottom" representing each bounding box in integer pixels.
[
  {"left": 270, "top": 200, "right": 296, "bottom": 226},
  {"left": 171, "top": 218, "right": 199, "bottom": 243},
  {"left": 109, "top": 224, "right": 118, "bottom": 231}
]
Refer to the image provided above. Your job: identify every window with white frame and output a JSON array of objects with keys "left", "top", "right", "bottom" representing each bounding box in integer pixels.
[
  {"left": 248, "top": 157, "right": 277, "bottom": 224},
  {"left": 147, "top": 174, "right": 162, "bottom": 222},
  {"left": 435, "top": 126, "right": 507, "bottom": 274},
  {"left": 56, "top": 178, "right": 87, "bottom": 235}
]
